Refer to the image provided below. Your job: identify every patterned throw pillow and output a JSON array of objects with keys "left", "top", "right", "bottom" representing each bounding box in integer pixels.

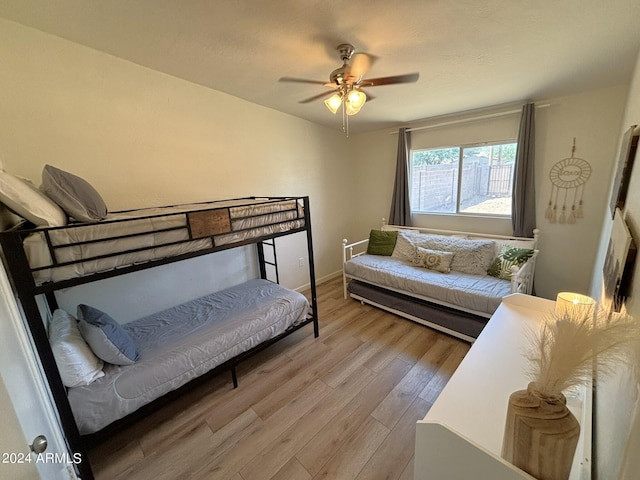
[
  {"left": 410, "top": 246, "right": 454, "bottom": 273},
  {"left": 487, "top": 245, "right": 535, "bottom": 280},
  {"left": 393, "top": 230, "right": 495, "bottom": 275}
]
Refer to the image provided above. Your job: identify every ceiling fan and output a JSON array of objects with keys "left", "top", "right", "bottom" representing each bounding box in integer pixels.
[{"left": 280, "top": 43, "right": 419, "bottom": 135}]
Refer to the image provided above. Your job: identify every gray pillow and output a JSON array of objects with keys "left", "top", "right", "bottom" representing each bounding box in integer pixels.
[
  {"left": 77, "top": 304, "right": 139, "bottom": 365},
  {"left": 41, "top": 165, "right": 107, "bottom": 222}
]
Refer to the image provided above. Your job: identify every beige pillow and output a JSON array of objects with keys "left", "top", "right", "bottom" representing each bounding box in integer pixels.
[{"left": 410, "top": 246, "right": 454, "bottom": 273}]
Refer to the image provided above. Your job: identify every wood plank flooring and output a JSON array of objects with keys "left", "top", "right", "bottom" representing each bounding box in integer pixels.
[{"left": 87, "top": 276, "right": 470, "bottom": 480}]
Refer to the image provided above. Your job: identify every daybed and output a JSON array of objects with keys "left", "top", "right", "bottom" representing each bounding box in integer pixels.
[
  {"left": 342, "top": 223, "right": 539, "bottom": 342},
  {"left": 0, "top": 166, "right": 319, "bottom": 480}
]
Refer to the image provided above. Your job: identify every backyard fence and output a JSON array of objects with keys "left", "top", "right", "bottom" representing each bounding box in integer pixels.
[{"left": 411, "top": 161, "right": 513, "bottom": 212}]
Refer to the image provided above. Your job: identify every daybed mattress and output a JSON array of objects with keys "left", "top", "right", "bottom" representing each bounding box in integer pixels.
[
  {"left": 344, "top": 254, "right": 512, "bottom": 315},
  {"left": 68, "top": 278, "right": 309, "bottom": 435},
  {"left": 347, "top": 280, "right": 487, "bottom": 339},
  {"left": 24, "top": 198, "right": 304, "bottom": 283}
]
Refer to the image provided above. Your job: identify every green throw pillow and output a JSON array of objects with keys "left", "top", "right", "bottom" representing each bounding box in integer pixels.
[
  {"left": 487, "top": 246, "right": 534, "bottom": 280},
  {"left": 366, "top": 230, "right": 398, "bottom": 256}
]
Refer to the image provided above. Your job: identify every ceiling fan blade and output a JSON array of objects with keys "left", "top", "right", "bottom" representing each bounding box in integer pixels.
[
  {"left": 279, "top": 77, "right": 327, "bottom": 85},
  {"left": 347, "top": 53, "right": 374, "bottom": 82},
  {"left": 299, "top": 91, "right": 336, "bottom": 104},
  {"left": 361, "top": 72, "right": 419, "bottom": 87},
  {"left": 357, "top": 86, "right": 375, "bottom": 101}
]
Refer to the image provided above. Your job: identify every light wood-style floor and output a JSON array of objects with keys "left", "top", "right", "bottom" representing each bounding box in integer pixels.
[{"left": 88, "top": 276, "right": 470, "bottom": 480}]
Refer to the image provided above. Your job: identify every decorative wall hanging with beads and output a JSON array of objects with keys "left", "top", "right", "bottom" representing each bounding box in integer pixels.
[{"left": 545, "top": 138, "right": 592, "bottom": 224}]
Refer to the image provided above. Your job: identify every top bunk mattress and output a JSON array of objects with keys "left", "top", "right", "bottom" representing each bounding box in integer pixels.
[{"left": 20, "top": 197, "right": 305, "bottom": 284}]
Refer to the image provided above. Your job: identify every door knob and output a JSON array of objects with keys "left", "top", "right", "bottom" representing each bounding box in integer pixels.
[{"left": 29, "top": 435, "right": 48, "bottom": 454}]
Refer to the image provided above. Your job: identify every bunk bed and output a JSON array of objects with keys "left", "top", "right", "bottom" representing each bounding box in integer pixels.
[{"left": 0, "top": 194, "right": 319, "bottom": 480}]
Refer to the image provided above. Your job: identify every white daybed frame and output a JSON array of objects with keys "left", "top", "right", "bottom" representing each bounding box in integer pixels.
[{"left": 342, "top": 222, "right": 539, "bottom": 339}]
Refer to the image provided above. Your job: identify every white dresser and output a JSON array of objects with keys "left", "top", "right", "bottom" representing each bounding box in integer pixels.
[{"left": 414, "top": 293, "right": 592, "bottom": 480}]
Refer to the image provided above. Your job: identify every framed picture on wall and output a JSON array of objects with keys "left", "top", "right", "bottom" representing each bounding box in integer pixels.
[
  {"left": 609, "top": 125, "right": 639, "bottom": 218},
  {"left": 602, "top": 208, "right": 636, "bottom": 314}
]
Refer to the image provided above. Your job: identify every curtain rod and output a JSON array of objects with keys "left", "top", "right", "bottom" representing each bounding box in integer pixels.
[{"left": 389, "top": 103, "right": 551, "bottom": 134}]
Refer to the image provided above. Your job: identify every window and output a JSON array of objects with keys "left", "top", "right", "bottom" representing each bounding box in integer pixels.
[{"left": 410, "top": 141, "right": 517, "bottom": 216}]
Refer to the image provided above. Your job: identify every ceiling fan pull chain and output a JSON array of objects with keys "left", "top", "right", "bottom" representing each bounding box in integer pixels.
[{"left": 342, "top": 100, "right": 347, "bottom": 135}]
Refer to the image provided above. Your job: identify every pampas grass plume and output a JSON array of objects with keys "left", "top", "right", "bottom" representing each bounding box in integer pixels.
[{"left": 526, "top": 307, "right": 640, "bottom": 396}]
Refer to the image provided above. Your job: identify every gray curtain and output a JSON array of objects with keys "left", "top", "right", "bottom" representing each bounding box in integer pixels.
[
  {"left": 512, "top": 103, "right": 536, "bottom": 237},
  {"left": 389, "top": 127, "right": 412, "bottom": 226}
]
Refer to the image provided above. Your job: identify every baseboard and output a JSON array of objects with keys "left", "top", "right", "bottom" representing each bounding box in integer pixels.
[{"left": 294, "top": 270, "right": 342, "bottom": 293}]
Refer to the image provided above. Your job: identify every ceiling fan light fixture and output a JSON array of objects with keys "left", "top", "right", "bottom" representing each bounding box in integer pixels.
[
  {"left": 347, "top": 89, "right": 366, "bottom": 109},
  {"left": 345, "top": 89, "right": 366, "bottom": 115},
  {"left": 345, "top": 102, "right": 361, "bottom": 116},
  {"left": 324, "top": 94, "right": 342, "bottom": 114}
]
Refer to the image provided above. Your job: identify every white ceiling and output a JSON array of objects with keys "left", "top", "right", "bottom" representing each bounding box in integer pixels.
[{"left": 2, "top": 0, "right": 640, "bottom": 134}]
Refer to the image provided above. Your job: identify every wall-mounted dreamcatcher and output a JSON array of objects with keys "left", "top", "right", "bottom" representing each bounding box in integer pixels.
[{"left": 545, "top": 138, "right": 592, "bottom": 224}]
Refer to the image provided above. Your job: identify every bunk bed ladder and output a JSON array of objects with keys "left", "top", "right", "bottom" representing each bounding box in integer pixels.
[{"left": 256, "top": 239, "right": 279, "bottom": 284}]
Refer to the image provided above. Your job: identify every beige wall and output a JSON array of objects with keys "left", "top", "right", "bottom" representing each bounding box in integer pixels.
[
  {"left": 589, "top": 45, "right": 640, "bottom": 480},
  {"left": 0, "top": 18, "right": 358, "bottom": 300},
  {"left": 351, "top": 86, "right": 628, "bottom": 300}
]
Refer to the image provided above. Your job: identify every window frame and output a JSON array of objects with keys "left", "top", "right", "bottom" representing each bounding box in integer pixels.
[{"left": 409, "top": 139, "right": 518, "bottom": 218}]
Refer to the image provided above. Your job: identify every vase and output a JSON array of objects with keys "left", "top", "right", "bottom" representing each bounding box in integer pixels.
[{"left": 501, "top": 382, "right": 580, "bottom": 480}]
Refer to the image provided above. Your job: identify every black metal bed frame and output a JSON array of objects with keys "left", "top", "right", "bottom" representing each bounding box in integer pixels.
[{"left": 0, "top": 196, "right": 319, "bottom": 480}]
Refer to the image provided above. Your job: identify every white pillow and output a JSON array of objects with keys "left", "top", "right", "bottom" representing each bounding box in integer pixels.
[
  {"left": 49, "top": 309, "right": 104, "bottom": 387},
  {"left": 0, "top": 169, "right": 67, "bottom": 227}
]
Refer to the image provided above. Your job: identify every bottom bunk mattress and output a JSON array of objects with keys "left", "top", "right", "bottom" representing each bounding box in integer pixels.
[{"left": 68, "top": 278, "right": 309, "bottom": 435}]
